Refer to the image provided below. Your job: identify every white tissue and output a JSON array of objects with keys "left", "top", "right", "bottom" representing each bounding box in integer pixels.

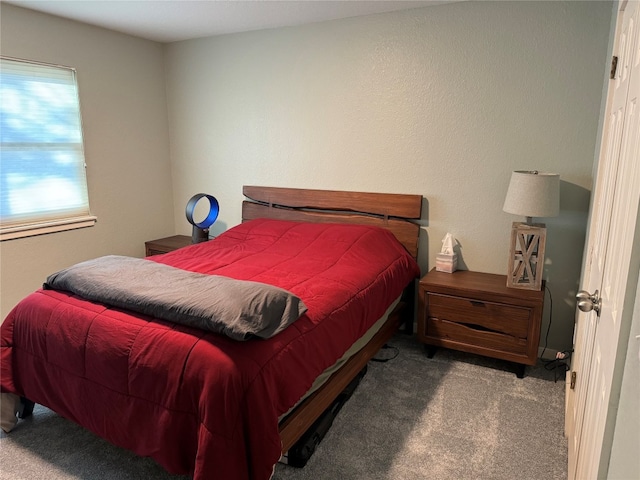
[
  {"left": 441, "top": 233, "right": 455, "bottom": 255},
  {"left": 436, "top": 233, "right": 458, "bottom": 273}
]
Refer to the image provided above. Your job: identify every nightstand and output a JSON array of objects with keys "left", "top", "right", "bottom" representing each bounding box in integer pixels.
[
  {"left": 145, "top": 235, "right": 192, "bottom": 256},
  {"left": 417, "top": 269, "right": 544, "bottom": 377}
]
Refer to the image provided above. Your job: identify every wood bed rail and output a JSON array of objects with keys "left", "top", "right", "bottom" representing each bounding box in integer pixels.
[{"left": 279, "top": 303, "right": 404, "bottom": 453}]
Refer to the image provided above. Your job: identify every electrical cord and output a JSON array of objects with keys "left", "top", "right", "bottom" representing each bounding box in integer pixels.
[
  {"left": 544, "top": 349, "right": 573, "bottom": 382},
  {"left": 539, "top": 285, "right": 571, "bottom": 382},
  {"left": 371, "top": 344, "right": 399, "bottom": 362},
  {"left": 539, "top": 283, "right": 554, "bottom": 360}
]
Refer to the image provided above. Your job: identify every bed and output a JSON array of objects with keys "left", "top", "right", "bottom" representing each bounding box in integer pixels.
[{"left": 1, "top": 186, "right": 422, "bottom": 480}]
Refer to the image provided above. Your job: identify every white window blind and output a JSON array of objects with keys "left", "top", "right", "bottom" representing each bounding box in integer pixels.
[{"left": 0, "top": 57, "right": 96, "bottom": 241}]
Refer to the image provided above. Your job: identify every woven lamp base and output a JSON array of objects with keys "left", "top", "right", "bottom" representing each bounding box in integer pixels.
[{"left": 507, "top": 222, "right": 546, "bottom": 290}]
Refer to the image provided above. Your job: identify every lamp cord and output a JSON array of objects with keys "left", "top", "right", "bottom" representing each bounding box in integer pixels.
[
  {"left": 539, "top": 285, "right": 572, "bottom": 382},
  {"left": 539, "top": 284, "right": 553, "bottom": 360}
]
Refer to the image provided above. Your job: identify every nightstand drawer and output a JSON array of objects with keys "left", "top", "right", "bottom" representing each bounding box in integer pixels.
[
  {"left": 427, "top": 293, "right": 530, "bottom": 339},
  {"left": 421, "top": 317, "right": 529, "bottom": 355}
]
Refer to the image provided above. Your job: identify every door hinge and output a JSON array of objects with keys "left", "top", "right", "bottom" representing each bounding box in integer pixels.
[
  {"left": 611, "top": 56, "right": 618, "bottom": 79},
  {"left": 570, "top": 371, "right": 577, "bottom": 390}
]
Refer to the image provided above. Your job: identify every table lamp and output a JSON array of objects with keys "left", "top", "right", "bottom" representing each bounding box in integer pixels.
[{"left": 503, "top": 170, "right": 559, "bottom": 290}]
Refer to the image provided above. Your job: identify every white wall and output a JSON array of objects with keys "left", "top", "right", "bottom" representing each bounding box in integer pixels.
[
  {"left": 0, "top": 4, "right": 175, "bottom": 320},
  {"left": 165, "top": 1, "right": 612, "bottom": 353}
]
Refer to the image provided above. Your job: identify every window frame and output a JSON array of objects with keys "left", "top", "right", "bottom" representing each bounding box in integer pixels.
[{"left": 0, "top": 56, "right": 96, "bottom": 241}]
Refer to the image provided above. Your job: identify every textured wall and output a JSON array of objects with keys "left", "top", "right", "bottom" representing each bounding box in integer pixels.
[
  {"left": 0, "top": 4, "right": 174, "bottom": 320},
  {"left": 165, "top": 1, "right": 612, "bottom": 352}
]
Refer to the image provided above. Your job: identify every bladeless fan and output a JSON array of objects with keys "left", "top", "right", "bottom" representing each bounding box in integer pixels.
[{"left": 185, "top": 193, "right": 219, "bottom": 243}]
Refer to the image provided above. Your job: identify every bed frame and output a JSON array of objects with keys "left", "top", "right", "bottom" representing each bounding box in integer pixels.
[{"left": 241, "top": 185, "right": 422, "bottom": 455}]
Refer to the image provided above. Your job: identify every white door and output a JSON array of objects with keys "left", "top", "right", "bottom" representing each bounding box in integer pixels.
[{"left": 567, "top": 1, "right": 640, "bottom": 478}]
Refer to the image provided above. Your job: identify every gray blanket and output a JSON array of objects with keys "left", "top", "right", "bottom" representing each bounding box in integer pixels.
[{"left": 44, "top": 255, "right": 307, "bottom": 341}]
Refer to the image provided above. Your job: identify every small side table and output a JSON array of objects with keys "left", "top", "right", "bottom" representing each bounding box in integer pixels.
[
  {"left": 145, "top": 235, "right": 191, "bottom": 256},
  {"left": 417, "top": 269, "right": 545, "bottom": 377}
]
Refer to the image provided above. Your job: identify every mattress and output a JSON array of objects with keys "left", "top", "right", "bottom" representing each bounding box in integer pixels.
[{"left": 1, "top": 219, "right": 420, "bottom": 480}]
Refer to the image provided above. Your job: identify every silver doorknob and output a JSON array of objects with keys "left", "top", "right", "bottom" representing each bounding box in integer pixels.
[{"left": 576, "top": 289, "right": 601, "bottom": 314}]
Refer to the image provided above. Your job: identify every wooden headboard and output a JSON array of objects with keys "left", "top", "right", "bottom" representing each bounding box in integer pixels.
[{"left": 242, "top": 185, "right": 422, "bottom": 259}]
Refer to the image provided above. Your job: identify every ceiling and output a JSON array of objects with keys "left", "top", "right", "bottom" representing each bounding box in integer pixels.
[{"left": 5, "top": 0, "right": 455, "bottom": 43}]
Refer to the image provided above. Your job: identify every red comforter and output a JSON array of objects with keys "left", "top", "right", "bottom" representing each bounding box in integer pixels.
[{"left": 1, "top": 219, "right": 420, "bottom": 479}]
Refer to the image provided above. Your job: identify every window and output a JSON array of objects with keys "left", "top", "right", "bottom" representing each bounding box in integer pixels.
[{"left": 0, "top": 57, "right": 96, "bottom": 241}]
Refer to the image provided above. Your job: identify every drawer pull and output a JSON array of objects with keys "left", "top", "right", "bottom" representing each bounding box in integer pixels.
[
  {"left": 465, "top": 322, "right": 497, "bottom": 334},
  {"left": 435, "top": 317, "right": 525, "bottom": 343},
  {"left": 454, "top": 319, "right": 514, "bottom": 337},
  {"left": 470, "top": 300, "right": 486, "bottom": 307}
]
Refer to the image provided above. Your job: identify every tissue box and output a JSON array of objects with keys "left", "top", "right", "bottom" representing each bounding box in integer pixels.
[{"left": 436, "top": 253, "right": 457, "bottom": 273}]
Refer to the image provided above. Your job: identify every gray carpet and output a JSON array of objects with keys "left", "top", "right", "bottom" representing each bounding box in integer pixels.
[{"left": 0, "top": 334, "right": 567, "bottom": 479}]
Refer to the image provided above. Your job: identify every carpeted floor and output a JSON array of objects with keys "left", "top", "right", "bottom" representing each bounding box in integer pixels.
[{"left": 0, "top": 333, "right": 567, "bottom": 479}]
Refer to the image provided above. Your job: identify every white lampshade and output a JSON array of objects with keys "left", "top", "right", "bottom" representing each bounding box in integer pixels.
[{"left": 503, "top": 170, "right": 560, "bottom": 219}]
